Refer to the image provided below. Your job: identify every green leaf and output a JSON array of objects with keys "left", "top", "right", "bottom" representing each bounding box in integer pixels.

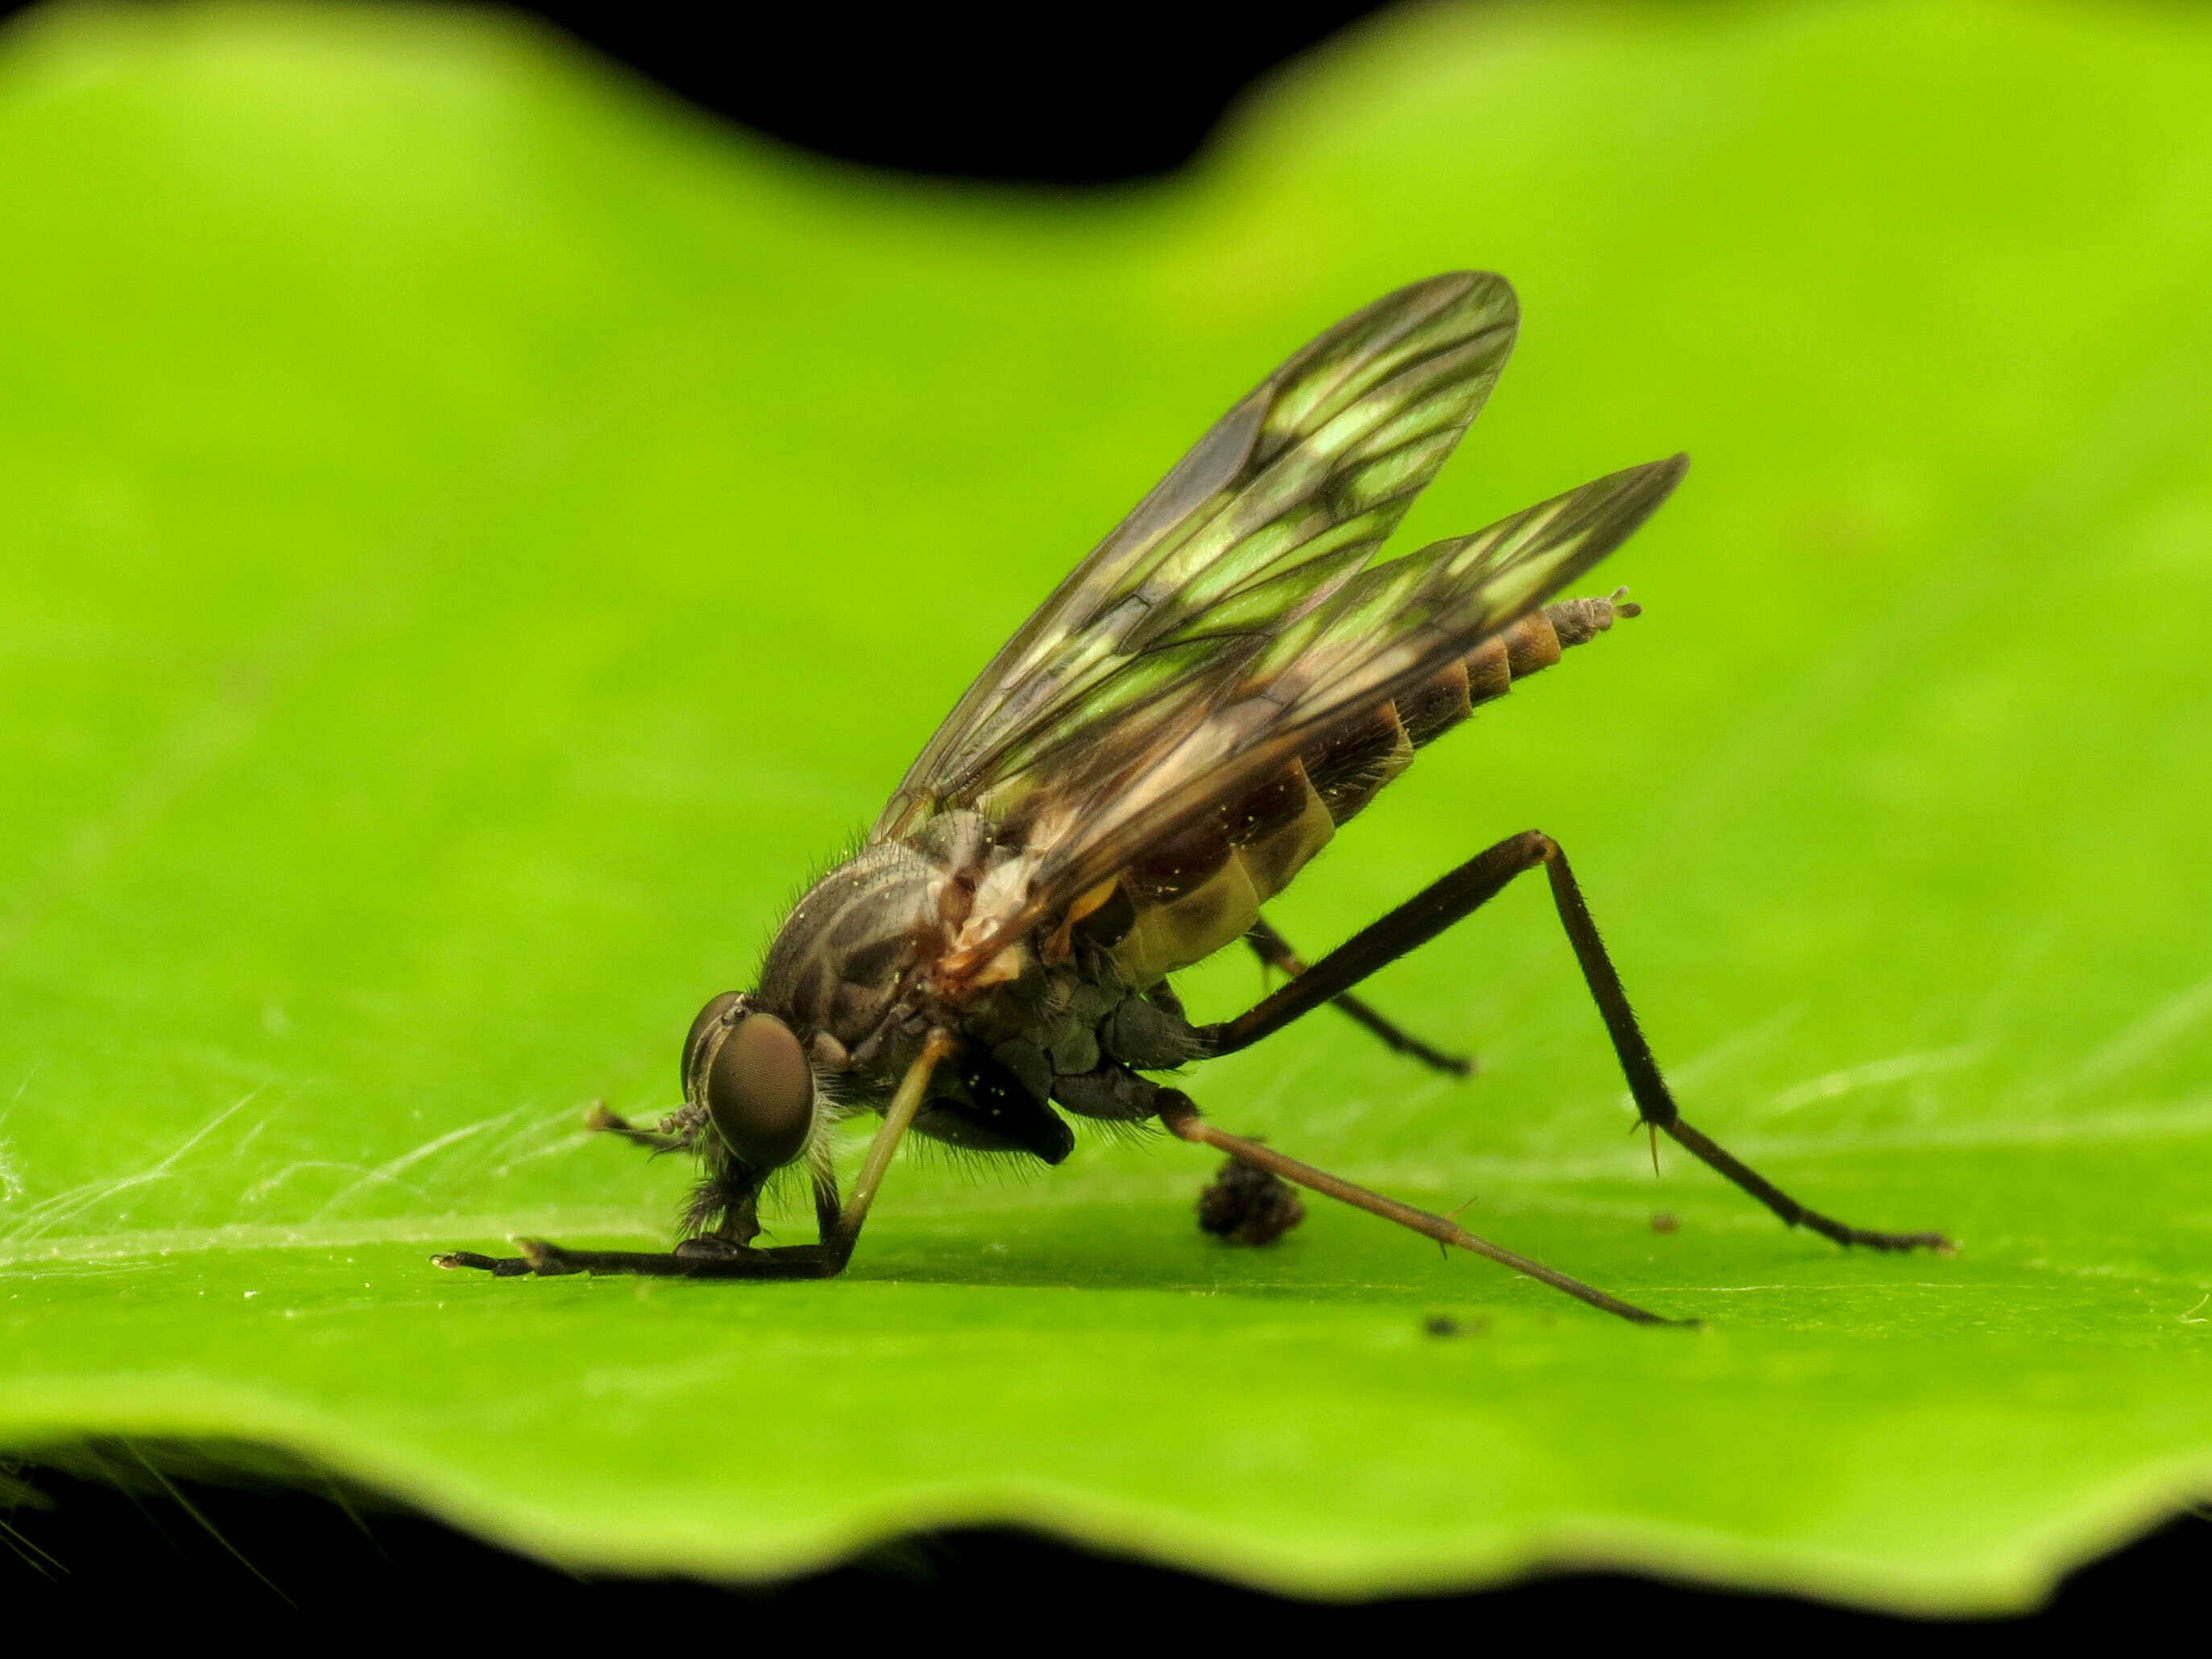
[{"left": 6, "top": 0, "right": 2212, "bottom": 1612}]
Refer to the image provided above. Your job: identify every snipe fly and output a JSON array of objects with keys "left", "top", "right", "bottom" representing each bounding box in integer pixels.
[{"left": 440, "top": 273, "right": 1949, "bottom": 1323}]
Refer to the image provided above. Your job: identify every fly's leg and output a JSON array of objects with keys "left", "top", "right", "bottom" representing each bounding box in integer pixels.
[
  {"left": 433, "top": 1239, "right": 848, "bottom": 1279},
  {"left": 1201, "top": 832, "right": 1953, "bottom": 1255},
  {"left": 435, "top": 1031, "right": 952, "bottom": 1281},
  {"left": 584, "top": 1100, "right": 698, "bottom": 1155},
  {"left": 1156, "top": 1091, "right": 1684, "bottom": 1326},
  {"left": 434, "top": 1250, "right": 536, "bottom": 1277},
  {"left": 1245, "top": 915, "right": 1473, "bottom": 1076},
  {"left": 435, "top": 1153, "right": 826, "bottom": 1278}
]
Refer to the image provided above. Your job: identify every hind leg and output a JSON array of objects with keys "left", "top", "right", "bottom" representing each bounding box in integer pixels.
[
  {"left": 1212, "top": 832, "right": 1951, "bottom": 1255},
  {"left": 1245, "top": 916, "right": 1474, "bottom": 1076}
]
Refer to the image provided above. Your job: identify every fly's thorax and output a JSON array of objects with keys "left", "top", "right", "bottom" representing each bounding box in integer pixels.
[
  {"left": 956, "top": 948, "right": 1199, "bottom": 1099},
  {"left": 756, "top": 811, "right": 1014, "bottom": 1087},
  {"left": 756, "top": 843, "right": 939, "bottom": 1070}
]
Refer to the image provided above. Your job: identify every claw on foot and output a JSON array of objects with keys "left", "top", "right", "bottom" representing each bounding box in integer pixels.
[
  {"left": 432, "top": 1250, "right": 532, "bottom": 1277},
  {"left": 431, "top": 1240, "right": 582, "bottom": 1276}
]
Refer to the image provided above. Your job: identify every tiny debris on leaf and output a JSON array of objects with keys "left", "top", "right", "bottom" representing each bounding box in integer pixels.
[
  {"left": 1196, "top": 1155, "right": 1306, "bottom": 1246},
  {"left": 1650, "top": 1211, "right": 1680, "bottom": 1234},
  {"left": 1423, "top": 1314, "right": 1488, "bottom": 1338}
]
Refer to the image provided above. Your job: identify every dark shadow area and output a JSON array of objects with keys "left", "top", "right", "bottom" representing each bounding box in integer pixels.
[
  {"left": 0, "top": 0, "right": 1399, "bottom": 185},
  {"left": 495, "top": 2, "right": 1398, "bottom": 184},
  {"left": 2, "top": 1450, "right": 2206, "bottom": 1634}
]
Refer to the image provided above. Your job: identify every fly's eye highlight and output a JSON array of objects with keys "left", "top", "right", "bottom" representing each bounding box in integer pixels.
[
  {"left": 703, "top": 1013, "right": 814, "bottom": 1170},
  {"left": 682, "top": 990, "right": 747, "bottom": 1090}
]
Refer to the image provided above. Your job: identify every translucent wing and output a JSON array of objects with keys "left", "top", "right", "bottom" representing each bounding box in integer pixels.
[
  {"left": 942, "top": 454, "right": 1688, "bottom": 969},
  {"left": 874, "top": 272, "right": 1520, "bottom": 844}
]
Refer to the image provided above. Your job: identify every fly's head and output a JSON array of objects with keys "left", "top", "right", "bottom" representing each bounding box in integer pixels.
[{"left": 681, "top": 990, "right": 820, "bottom": 1177}]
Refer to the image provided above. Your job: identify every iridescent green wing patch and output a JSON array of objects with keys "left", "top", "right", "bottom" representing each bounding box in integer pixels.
[
  {"left": 874, "top": 272, "right": 1518, "bottom": 841},
  {"left": 969, "top": 455, "right": 1688, "bottom": 958},
  {"left": 1232, "top": 455, "right": 1692, "bottom": 736}
]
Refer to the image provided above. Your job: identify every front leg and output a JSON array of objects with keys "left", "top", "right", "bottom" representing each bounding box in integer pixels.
[
  {"left": 434, "top": 1236, "right": 849, "bottom": 1280},
  {"left": 584, "top": 1100, "right": 702, "bottom": 1154},
  {"left": 435, "top": 1029, "right": 954, "bottom": 1282}
]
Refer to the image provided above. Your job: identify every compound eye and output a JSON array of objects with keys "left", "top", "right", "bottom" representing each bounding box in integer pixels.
[
  {"left": 704, "top": 1014, "right": 814, "bottom": 1170},
  {"left": 682, "top": 991, "right": 747, "bottom": 1092}
]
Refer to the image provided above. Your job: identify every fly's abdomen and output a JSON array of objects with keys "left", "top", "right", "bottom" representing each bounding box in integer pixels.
[
  {"left": 1095, "top": 593, "right": 1634, "bottom": 985},
  {"left": 1314, "top": 590, "right": 1637, "bottom": 823},
  {"left": 1096, "top": 765, "right": 1335, "bottom": 987}
]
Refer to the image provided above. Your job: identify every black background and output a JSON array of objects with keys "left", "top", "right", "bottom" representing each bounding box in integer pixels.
[
  {"left": 1, "top": 0, "right": 2205, "bottom": 1632},
  {"left": 511, "top": 0, "right": 1400, "bottom": 183},
  {"left": 6, "top": 1451, "right": 2209, "bottom": 1632}
]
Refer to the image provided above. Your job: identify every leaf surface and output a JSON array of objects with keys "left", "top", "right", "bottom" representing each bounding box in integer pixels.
[{"left": 5, "top": 0, "right": 2212, "bottom": 1611}]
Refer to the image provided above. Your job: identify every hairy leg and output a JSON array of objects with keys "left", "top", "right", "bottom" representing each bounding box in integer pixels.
[
  {"left": 1158, "top": 1091, "right": 1684, "bottom": 1325},
  {"left": 436, "top": 1032, "right": 953, "bottom": 1280},
  {"left": 1244, "top": 916, "right": 1473, "bottom": 1076},
  {"left": 1204, "top": 832, "right": 1950, "bottom": 1254}
]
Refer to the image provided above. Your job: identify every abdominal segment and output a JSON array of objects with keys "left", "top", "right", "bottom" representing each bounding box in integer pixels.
[{"left": 1089, "top": 594, "right": 1630, "bottom": 986}]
